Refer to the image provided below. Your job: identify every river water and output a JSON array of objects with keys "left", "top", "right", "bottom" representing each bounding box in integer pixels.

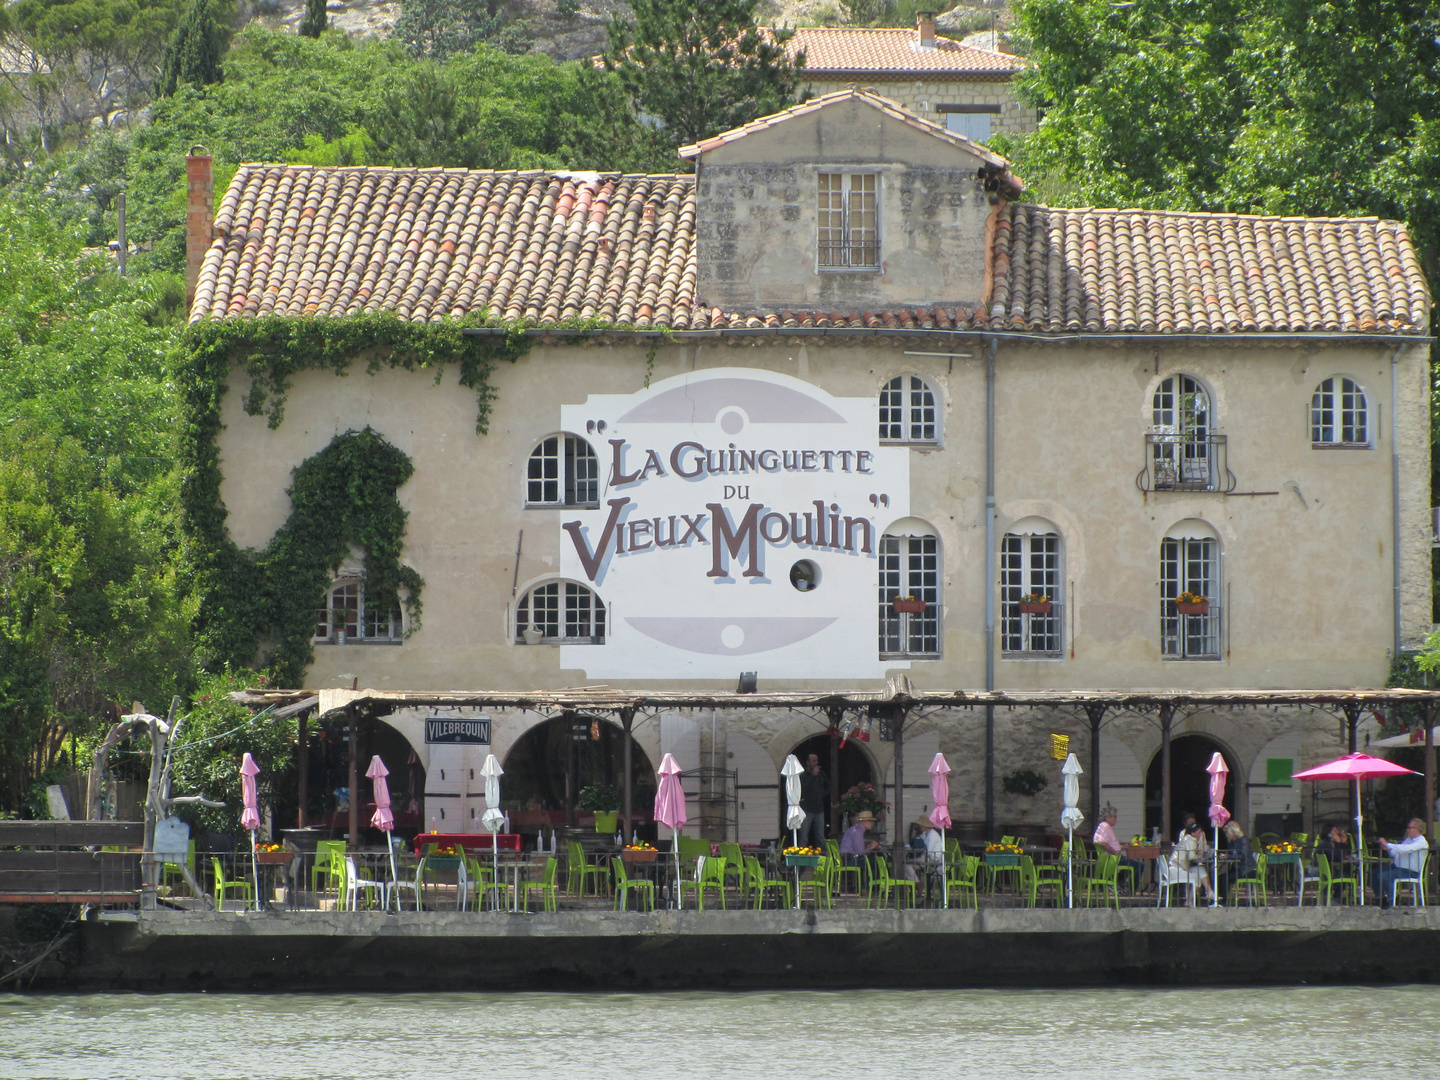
[{"left": 2, "top": 985, "right": 1428, "bottom": 1079}]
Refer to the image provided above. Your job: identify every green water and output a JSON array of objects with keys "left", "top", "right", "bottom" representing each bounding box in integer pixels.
[{"left": 1, "top": 985, "right": 1429, "bottom": 1078}]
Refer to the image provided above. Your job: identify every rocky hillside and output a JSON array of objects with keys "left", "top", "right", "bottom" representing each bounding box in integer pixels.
[{"left": 251, "top": 0, "right": 1015, "bottom": 62}]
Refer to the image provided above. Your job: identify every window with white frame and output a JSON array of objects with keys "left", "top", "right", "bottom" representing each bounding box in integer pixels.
[
  {"left": 878, "top": 530, "right": 940, "bottom": 657},
  {"left": 516, "top": 581, "right": 606, "bottom": 644},
  {"left": 879, "top": 374, "right": 939, "bottom": 445},
  {"left": 526, "top": 434, "right": 600, "bottom": 507},
  {"left": 1159, "top": 532, "right": 1221, "bottom": 660},
  {"left": 817, "top": 172, "right": 879, "bottom": 270},
  {"left": 1311, "top": 377, "right": 1369, "bottom": 446},
  {"left": 314, "top": 579, "right": 403, "bottom": 644},
  {"left": 1000, "top": 527, "right": 1062, "bottom": 656},
  {"left": 1149, "top": 374, "right": 1217, "bottom": 490}
]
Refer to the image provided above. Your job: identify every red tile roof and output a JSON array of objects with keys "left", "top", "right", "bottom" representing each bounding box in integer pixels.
[
  {"left": 191, "top": 170, "right": 1429, "bottom": 337},
  {"left": 784, "top": 26, "right": 1024, "bottom": 76}
]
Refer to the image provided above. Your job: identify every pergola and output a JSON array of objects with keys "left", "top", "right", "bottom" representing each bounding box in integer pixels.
[{"left": 232, "top": 682, "right": 1440, "bottom": 858}]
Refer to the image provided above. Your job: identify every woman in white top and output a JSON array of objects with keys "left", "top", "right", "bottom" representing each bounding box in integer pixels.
[{"left": 1172, "top": 821, "right": 1215, "bottom": 904}]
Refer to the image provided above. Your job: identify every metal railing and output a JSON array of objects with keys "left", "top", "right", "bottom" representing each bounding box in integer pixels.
[
  {"left": 1000, "top": 602, "right": 1064, "bottom": 657},
  {"left": 879, "top": 602, "right": 942, "bottom": 659},
  {"left": 1160, "top": 602, "right": 1223, "bottom": 660},
  {"left": 1137, "top": 433, "right": 1236, "bottom": 493}
]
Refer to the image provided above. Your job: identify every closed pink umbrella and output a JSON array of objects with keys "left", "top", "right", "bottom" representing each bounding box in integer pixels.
[
  {"left": 240, "top": 753, "right": 262, "bottom": 911},
  {"left": 1205, "top": 752, "right": 1229, "bottom": 908},
  {"left": 1292, "top": 753, "right": 1419, "bottom": 906},
  {"left": 928, "top": 754, "right": 952, "bottom": 908},
  {"left": 367, "top": 755, "right": 398, "bottom": 909},
  {"left": 654, "top": 753, "right": 687, "bottom": 907}
]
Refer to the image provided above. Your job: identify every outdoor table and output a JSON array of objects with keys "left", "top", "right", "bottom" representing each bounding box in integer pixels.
[
  {"left": 412, "top": 833, "right": 521, "bottom": 856},
  {"left": 253, "top": 849, "right": 291, "bottom": 909},
  {"left": 984, "top": 852, "right": 1022, "bottom": 897}
]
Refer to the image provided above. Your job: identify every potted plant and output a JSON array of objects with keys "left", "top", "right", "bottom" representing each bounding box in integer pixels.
[
  {"left": 1001, "top": 768, "right": 1048, "bottom": 823},
  {"left": 838, "top": 782, "right": 887, "bottom": 822},
  {"left": 1017, "top": 593, "right": 1052, "bottom": 615},
  {"left": 577, "top": 782, "right": 621, "bottom": 833},
  {"left": 1175, "top": 591, "right": 1209, "bottom": 616},
  {"left": 892, "top": 594, "right": 926, "bottom": 614}
]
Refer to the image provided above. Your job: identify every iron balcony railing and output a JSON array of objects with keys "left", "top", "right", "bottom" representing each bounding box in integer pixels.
[
  {"left": 879, "top": 600, "right": 942, "bottom": 658},
  {"left": 1000, "top": 601, "right": 1064, "bottom": 657},
  {"left": 1137, "top": 433, "right": 1236, "bottom": 493},
  {"left": 1160, "top": 601, "right": 1223, "bottom": 660}
]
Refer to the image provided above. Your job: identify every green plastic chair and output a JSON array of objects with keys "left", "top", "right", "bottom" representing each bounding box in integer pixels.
[
  {"left": 745, "top": 856, "right": 792, "bottom": 909},
  {"left": 945, "top": 855, "right": 980, "bottom": 909},
  {"left": 679, "top": 855, "right": 727, "bottom": 909},
  {"left": 719, "top": 843, "right": 747, "bottom": 893},
  {"left": 566, "top": 842, "right": 607, "bottom": 898},
  {"left": 1316, "top": 853, "right": 1357, "bottom": 906},
  {"left": 866, "top": 856, "right": 916, "bottom": 910},
  {"left": 798, "top": 856, "right": 834, "bottom": 909},
  {"left": 211, "top": 857, "right": 253, "bottom": 909},
  {"left": 612, "top": 858, "right": 655, "bottom": 911},
  {"left": 1230, "top": 851, "right": 1269, "bottom": 907},
  {"left": 524, "top": 857, "right": 560, "bottom": 913},
  {"left": 1022, "top": 855, "right": 1066, "bottom": 908},
  {"left": 1081, "top": 851, "right": 1120, "bottom": 909},
  {"left": 310, "top": 840, "right": 347, "bottom": 898}
]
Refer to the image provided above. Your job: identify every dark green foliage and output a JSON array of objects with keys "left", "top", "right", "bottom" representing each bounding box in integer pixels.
[
  {"left": 156, "top": 0, "right": 228, "bottom": 96},
  {"left": 298, "top": 0, "right": 327, "bottom": 38},
  {"left": 602, "top": 0, "right": 805, "bottom": 160},
  {"left": 390, "top": 0, "right": 503, "bottom": 61},
  {"left": 177, "top": 313, "right": 529, "bottom": 681},
  {"left": 1001, "top": 769, "right": 1048, "bottom": 798}
]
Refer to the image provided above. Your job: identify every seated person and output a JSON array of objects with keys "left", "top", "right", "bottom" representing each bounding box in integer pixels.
[
  {"left": 1375, "top": 818, "right": 1428, "bottom": 909},
  {"left": 1171, "top": 821, "right": 1214, "bottom": 904},
  {"left": 1091, "top": 805, "right": 1144, "bottom": 891},
  {"left": 905, "top": 813, "right": 945, "bottom": 882},
  {"left": 839, "top": 810, "right": 879, "bottom": 875},
  {"left": 1217, "top": 820, "right": 1254, "bottom": 903},
  {"left": 1314, "top": 822, "right": 1350, "bottom": 867}
]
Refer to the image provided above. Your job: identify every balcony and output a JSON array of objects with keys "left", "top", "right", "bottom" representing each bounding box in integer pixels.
[
  {"left": 1160, "top": 602, "right": 1223, "bottom": 660},
  {"left": 1137, "top": 433, "right": 1236, "bottom": 493}
]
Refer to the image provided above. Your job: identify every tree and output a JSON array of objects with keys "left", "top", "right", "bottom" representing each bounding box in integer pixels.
[
  {"left": 601, "top": 0, "right": 805, "bottom": 159},
  {"left": 390, "top": 0, "right": 503, "bottom": 62},
  {"left": 155, "top": 0, "right": 228, "bottom": 97},
  {"left": 297, "top": 0, "right": 326, "bottom": 39}
]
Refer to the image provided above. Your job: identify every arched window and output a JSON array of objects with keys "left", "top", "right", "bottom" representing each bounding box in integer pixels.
[
  {"left": 526, "top": 434, "right": 600, "bottom": 507},
  {"left": 1148, "top": 374, "right": 1218, "bottom": 490},
  {"left": 1311, "top": 377, "right": 1368, "bottom": 446},
  {"left": 1000, "top": 519, "right": 1062, "bottom": 657},
  {"left": 878, "top": 519, "right": 940, "bottom": 657},
  {"left": 879, "top": 374, "right": 939, "bottom": 445},
  {"left": 314, "top": 577, "right": 402, "bottom": 644},
  {"left": 516, "top": 581, "right": 606, "bottom": 644},
  {"left": 1160, "top": 521, "right": 1221, "bottom": 661}
]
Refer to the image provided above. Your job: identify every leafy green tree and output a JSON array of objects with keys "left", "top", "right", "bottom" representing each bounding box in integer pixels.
[
  {"left": 155, "top": 0, "right": 228, "bottom": 97},
  {"left": 298, "top": 0, "right": 327, "bottom": 39},
  {"left": 602, "top": 0, "right": 805, "bottom": 159},
  {"left": 390, "top": 0, "right": 503, "bottom": 61}
]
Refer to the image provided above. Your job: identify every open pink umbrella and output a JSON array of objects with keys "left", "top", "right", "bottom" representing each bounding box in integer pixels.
[
  {"left": 240, "top": 753, "right": 262, "bottom": 911},
  {"left": 1205, "top": 752, "right": 1229, "bottom": 907},
  {"left": 928, "top": 754, "right": 952, "bottom": 908},
  {"left": 654, "top": 753, "right": 687, "bottom": 907},
  {"left": 367, "top": 755, "right": 398, "bottom": 909},
  {"left": 1292, "top": 753, "right": 1419, "bottom": 906}
]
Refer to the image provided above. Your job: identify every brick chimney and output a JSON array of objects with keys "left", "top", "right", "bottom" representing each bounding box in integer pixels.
[
  {"left": 916, "top": 11, "right": 937, "bottom": 48},
  {"left": 185, "top": 146, "right": 213, "bottom": 307}
]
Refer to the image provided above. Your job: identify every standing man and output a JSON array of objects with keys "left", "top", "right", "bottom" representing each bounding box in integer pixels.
[
  {"left": 798, "top": 752, "right": 830, "bottom": 848},
  {"left": 1375, "top": 818, "right": 1428, "bottom": 908}
]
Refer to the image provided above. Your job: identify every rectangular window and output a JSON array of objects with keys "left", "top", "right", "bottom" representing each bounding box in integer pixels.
[
  {"left": 1160, "top": 537, "right": 1221, "bottom": 660},
  {"left": 945, "top": 113, "right": 991, "bottom": 141},
  {"left": 817, "top": 173, "right": 878, "bottom": 270},
  {"left": 315, "top": 580, "right": 401, "bottom": 643},
  {"left": 879, "top": 534, "right": 940, "bottom": 657},
  {"left": 1000, "top": 533, "right": 1062, "bottom": 656}
]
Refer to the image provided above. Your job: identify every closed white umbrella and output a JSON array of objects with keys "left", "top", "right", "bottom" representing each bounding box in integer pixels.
[
  {"left": 480, "top": 754, "right": 505, "bottom": 909},
  {"left": 1060, "top": 754, "right": 1084, "bottom": 909},
  {"left": 781, "top": 754, "right": 806, "bottom": 909}
]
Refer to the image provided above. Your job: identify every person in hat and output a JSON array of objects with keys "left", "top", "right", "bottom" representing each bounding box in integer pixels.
[
  {"left": 840, "top": 810, "right": 879, "bottom": 876},
  {"left": 905, "top": 812, "right": 945, "bottom": 882}
]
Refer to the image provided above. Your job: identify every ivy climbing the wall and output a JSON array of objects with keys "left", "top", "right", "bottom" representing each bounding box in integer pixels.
[{"left": 177, "top": 313, "right": 530, "bottom": 684}]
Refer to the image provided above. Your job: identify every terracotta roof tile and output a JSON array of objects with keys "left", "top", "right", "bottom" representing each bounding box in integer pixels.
[
  {"left": 192, "top": 165, "right": 1430, "bottom": 337},
  {"left": 783, "top": 26, "right": 1024, "bottom": 76}
]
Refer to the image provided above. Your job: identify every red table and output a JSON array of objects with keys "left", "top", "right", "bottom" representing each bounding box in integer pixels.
[{"left": 412, "top": 832, "right": 521, "bottom": 855}]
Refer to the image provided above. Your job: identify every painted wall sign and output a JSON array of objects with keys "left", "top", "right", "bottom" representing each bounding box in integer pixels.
[
  {"left": 424, "top": 717, "right": 492, "bottom": 744},
  {"left": 559, "top": 369, "right": 911, "bottom": 678}
]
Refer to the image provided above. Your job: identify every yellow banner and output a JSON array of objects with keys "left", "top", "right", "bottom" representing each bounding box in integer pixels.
[{"left": 1050, "top": 733, "right": 1070, "bottom": 760}]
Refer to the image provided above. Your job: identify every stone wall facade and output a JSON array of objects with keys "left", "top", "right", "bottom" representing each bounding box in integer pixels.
[{"left": 802, "top": 77, "right": 1037, "bottom": 139}]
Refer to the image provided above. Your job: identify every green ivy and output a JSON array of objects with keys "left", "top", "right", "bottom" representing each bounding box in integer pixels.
[{"left": 177, "top": 312, "right": 531, "bottom": 685}]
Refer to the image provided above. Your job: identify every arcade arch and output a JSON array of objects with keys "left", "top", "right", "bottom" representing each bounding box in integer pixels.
[{"left": 1145, "top": 733, "right": 1237, "bottom": 839}]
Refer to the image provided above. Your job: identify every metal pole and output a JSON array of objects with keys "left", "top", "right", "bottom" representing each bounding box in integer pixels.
[
  {"left": 1086, "top": 704, "right": 1106, "bottom": 831},
  {"left": 829, "top": 707, "right": 842, "bottom": 839},
  {"left": 1425, "top": 704, "right": 1435, "bottom": 845},
  {"left": 892, "top": 711, "right": 906, "bottom": 878},
  {"left": 1160, "top": 704, "right": 1173, "bottom": 843},
  {"left": 984, "top": 336, "right": 997, "bottom": 838},
  {"left": 621, "top": 708, "right": 635, "bottom": 842},
  {"left": 347, "top": 711, "right": 359, "bottom": 845},
  {"left": 297, "top": 711, "right": 309, "bottom": 829}
]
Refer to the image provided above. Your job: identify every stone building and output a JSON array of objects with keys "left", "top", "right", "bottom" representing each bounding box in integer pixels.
[
  {"left": 783, "top": 15, "right": 1035, "bottom": 141},
  {"left": 187, "top": 89, "right": 1432, "bottom": 848}
]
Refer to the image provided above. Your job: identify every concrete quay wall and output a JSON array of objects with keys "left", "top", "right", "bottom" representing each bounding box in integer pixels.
[{"left": 69, "top": 908, "right": 1440, "bottom": 992}]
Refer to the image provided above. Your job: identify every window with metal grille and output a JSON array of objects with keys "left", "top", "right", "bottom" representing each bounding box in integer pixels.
[
  {"left": 1000, "top": 532, "right": 1062, "bottom": 656},
  {"left": 1150, "top": 374, "right": 1216, "bottom": 489},
  {"left": 526, "top": 434, "right": 600, "bottom": 507},
  {"left": 817, "top": 172, "right": 879, "bottom": 270},
  {"left": 879, "top": 374, "right": 938, "bottom": 444},
  {"left": 314, "top": 580, "right": 402, "bottom": 643},
  {"left": 1159, "top": 537, "right": 1221, "bottom": 660},
  {"left": 1311, "top": 377, "right": 1368, "bottom": 446},
  {"left": 878, "top": 533, "right": 940, "bottom": 657},
  {"left": 516, "top": 581, "right": 606, "bottom": 643}
]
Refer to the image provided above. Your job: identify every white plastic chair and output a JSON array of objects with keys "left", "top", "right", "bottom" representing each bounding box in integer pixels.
[
  {"left": 1155, "top": 855, "right": 1191, "bottom": 907},
  {"left": 344, "top": 857, "right": 385, "bottom": 911},
  {"left": 388, "top": 859, "right": 423, "bottom": 912},
  {"left": 1391, "top": 852, "right": 1428, "bottom": 907}
]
